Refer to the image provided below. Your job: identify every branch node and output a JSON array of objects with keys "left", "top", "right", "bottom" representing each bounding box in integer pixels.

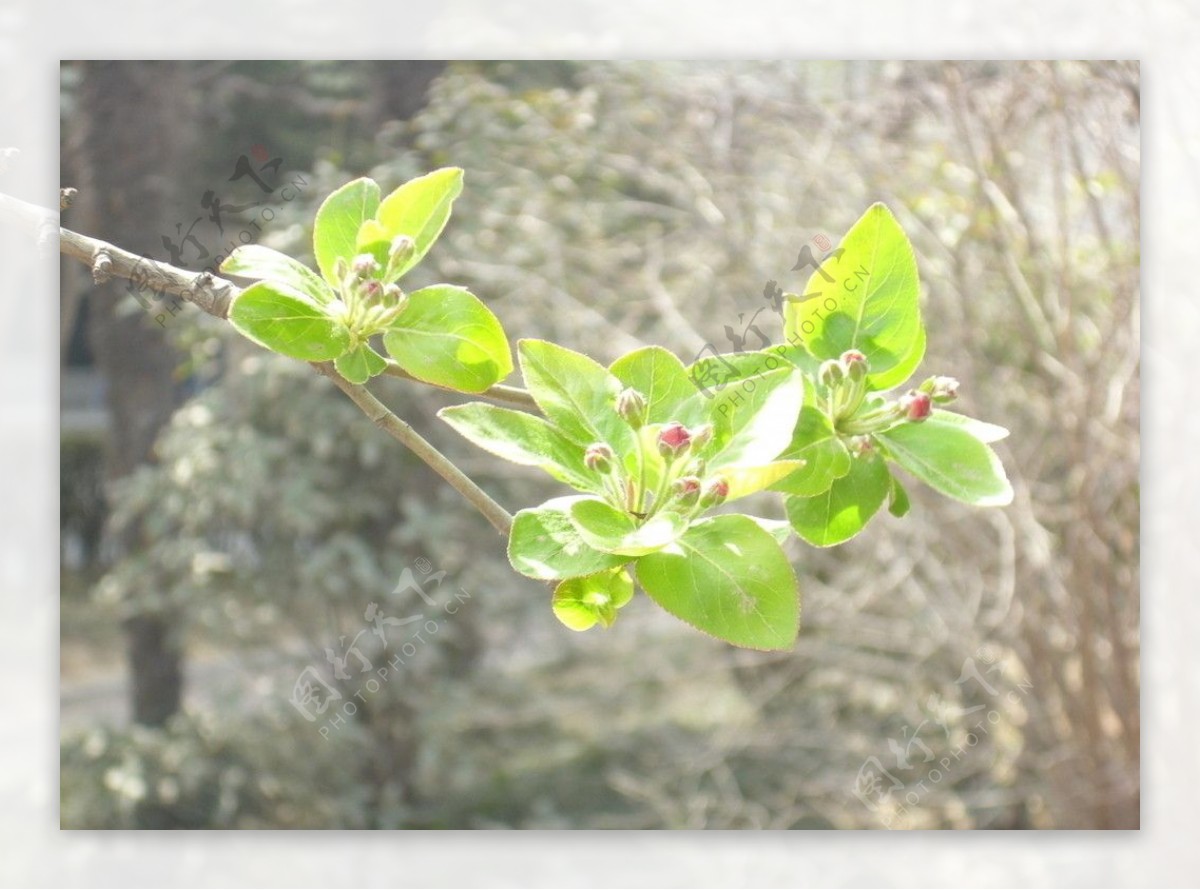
[
  {"left": 60, "top": 187, "right": 77, "bottom": 211},
  {"left": 91, "top": 247, "right": 114, "bottom": 284}
]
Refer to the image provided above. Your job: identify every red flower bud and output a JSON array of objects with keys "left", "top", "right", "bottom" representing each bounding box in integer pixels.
[
  {"left": 900, "top": 390, "right": 933, "bottom": 422},
  {"left": 657, "top": 422, "right": 692, "bottom": 459},
  {"left": 672, "top": 475, "right": 702, "bottom": 508}
]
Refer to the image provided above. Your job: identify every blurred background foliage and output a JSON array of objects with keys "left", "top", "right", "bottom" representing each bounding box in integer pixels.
[{"left": 59, "top": 60, "right": 1139, "bottom": 829}]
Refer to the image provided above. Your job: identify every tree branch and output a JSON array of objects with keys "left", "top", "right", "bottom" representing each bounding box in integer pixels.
[
  {"left": 312, "top": 362, "right": 513, "bottom": 535},
  {"left": 42, "top": 193, "right": 523, "bottom": 534}
]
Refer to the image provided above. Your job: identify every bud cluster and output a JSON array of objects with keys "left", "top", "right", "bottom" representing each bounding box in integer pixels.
[{"left": 822, "top": 349, "right": 872, "bottom": 422}]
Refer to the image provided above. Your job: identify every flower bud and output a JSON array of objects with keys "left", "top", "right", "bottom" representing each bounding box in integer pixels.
[
  {"left": 360, "top": 279, "right": 383, "bottom": 306},
  {"left": 841, "top": 349, "right": 869, "bottom": 382},
  {"left": 352, "top": 253, "right": 380, "bottom": 277},
  {"left": 899, "top": 390, "right": 933, "bottom": 422},
  {"left": 657, "top": 422, "right": 692, "bottom": 459},
  {"left": 699, "top": 477, "right": 730, "bottom": 509},
  {"left": 848, "top": 434, "right": 874, "bottom": 456},
  {"left": 689, "top": 423, "right": 714, "bottom": 450},
  {"left": 616, "top": 387, "right": 648, "bottom": 429},
  {"left": 819, "top": 358, "right": 846, "bottom": 388},
  {"left": 389, "top": 235, "right": 416, "bottom": 263},
  {"left": 382, "top": 283, "right": 405, "bottom": 308},
  {"left": 672, "top": 475, "right": 702, "bottom": 509},
  {"left": 584, "top": 443, "right": 615, "bottom": 474},
  {"left": 919, "top": 375, "right": 959, "bottom": 404}
]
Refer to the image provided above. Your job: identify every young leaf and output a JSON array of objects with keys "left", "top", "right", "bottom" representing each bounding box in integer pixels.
[
  {"left": 609, "top": 346, "right": 697, "bottom": 424},
  {"left": 552, "top": 568, "right": 634, "bottom": 631},
  {"left": 635, "top": 514, "right": 799, "bottom": 651},
  {"left": 770, "top": 377, "right": 853, "bottom": 497},
  {"left": 438, "top": 402, "right": 600, "bottom": 493},
  {"left": 785, "top": 452, "right": 891, "bottom": 547},
  {"left": 719, "top": 461, "right": 808, "bottom": 502},
  {"left": 220, "top": 245, "right": 333, "bottom": 306},
  {"left": 927, "top": 409, "right": 1010, "bottom": 443},
  {"left": 518, "top": 340, "right": 637, "bottom": 455},
  {"left": 703, "top": 367, "right": 804, "bottom": 468},
  {"left": 334, "top": 344, "right": 387, "bottom": 385},
  {"left": 508, "top": 496, "right": 629, "bottom": 581},
  {"left": 888, "top": 471, "right": 911, "bottom": 517},
  {"left": 228, "top": 281, "right": 351, "bottom": 362},
  {"left": 383, "top": 285, "right": 512, "bottom": 393},
  {"left": 313, "top": 177, "right": 380, "bottom": 286},
  {"left": 568, "top": 498, "right": 686, "bottom": 556},
  {"left": 783, "top": 203, "right": 924, "bottom": 390},
  {"left": 375, "top": 167, "right": 465, "bottom": 279},
  {"left": 877, "top": 416, "right": 1013, "bottom": 506}
]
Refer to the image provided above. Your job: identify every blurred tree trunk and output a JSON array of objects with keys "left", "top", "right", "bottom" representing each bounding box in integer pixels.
[
  {"left": 74, "top": 61, "right": 195, "bottom": 727},
  {"left": 369, "top": 61, "right": 445, "bottom": 124}
]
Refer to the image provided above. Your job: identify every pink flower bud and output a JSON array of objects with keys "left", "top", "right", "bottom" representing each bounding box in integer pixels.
[
  {"left": 841, "top": 349, "right": 869, "bottom": 381},
  {"left": 657, "top": 422, "right": 692, "bottom": 459},
  {"left": 699, "top": 477, "right": 729, "bottom": 508},
  {"left": 900, "top": 390, "right": 933, "bottom": 422},
  {"left": 352, "top": 253, "right": 380, "bottom": 277},
  {"left": 673, "top": 475, "right": 702, "bottom": 508}
]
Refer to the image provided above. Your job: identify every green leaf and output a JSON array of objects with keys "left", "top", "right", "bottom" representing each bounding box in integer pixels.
[
  {"left": 568, "top": 498, "right": 686, "bottom": 556},
  {"left": 928, "top": 409, "right": 1010, "bottom": 443},
  {"left": 220, "top": 245, "right": 333, "bottom": 306},
  {"left": 334, "top": 344, "right": 387, "bottom": 385},
  {"left": 438, "top": 402, "right": 599, "bottom": 492},
  {"left": 783, "top": 203, "right": 924, "bottom": 390},
  {"left": 635, "top": 514, "right": 799, "bottom": 650},
  {"left": 770, "top": 377, "right": 853, "bottom": 497},
  {"left": 610, "top": 346, "right": 696, "bottom": 424},
  {"left": 720, "top": 461, "right": 808, "bottom": 502},
  {"left": 785, "top": 452, "right": 891, "bottom": 547},
  {"left": 383, "top": 285, "right": 512, "bottom": 393},
  {"left": 313, "top": 177, "right": 380, "bottom": 286},
  {"left": 552, "top": 568, "right": 634, "bottom": 631},
  {"left": 228, "top": 281, "right": 351, "bottom": 362},
  {"left": 877, "top": 416, "right": 1013, "bottom": 506},
  {"left": 518, "top": 340, "right": 637, "bottom": 455},
  {"left": 508, "top": 496, "right": 629, "bottom": 581},
  {"left": 888, "top": 472, "right": 911, "bottom": 517},
  {"left": 375, "top": 167, "right": 464, "bottom": 279},
  {"left": 745, "top": 516, "right": 792, "bottom": 548},
  {"left": 702, "top": 367, "right": 804, "bottom": 468},
  {"left": 354, "top": 219, "right": 392, "bottom": 267}
]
